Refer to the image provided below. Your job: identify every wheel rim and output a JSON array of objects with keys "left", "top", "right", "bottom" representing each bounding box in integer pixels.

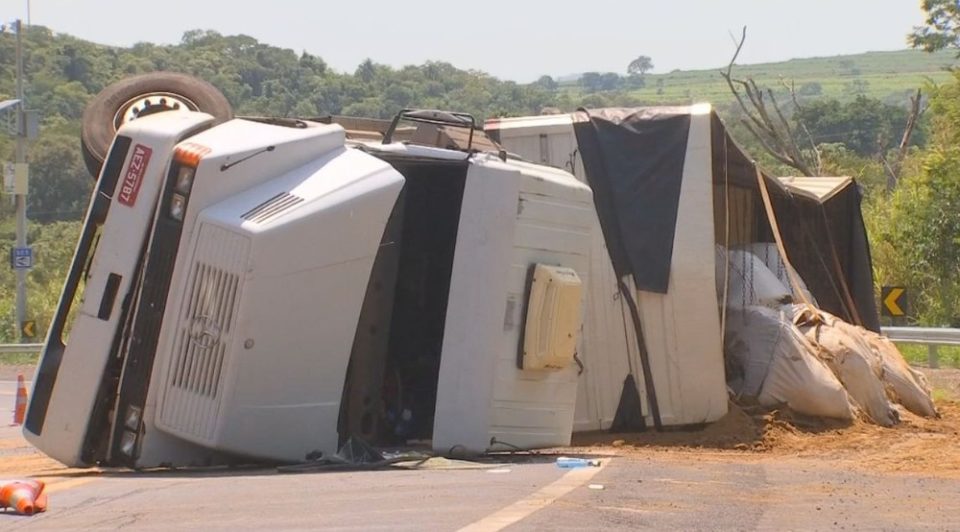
[{"left": 113, "top": 92, "right": 200, "bottom": 129}]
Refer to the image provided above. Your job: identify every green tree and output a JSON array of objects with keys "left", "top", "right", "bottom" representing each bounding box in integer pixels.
[
  {"left": 27, "top": 133, "right": 92, "bottom": 222},
  {"left": 599, "top": 72, "right": 622, "bottom": 91},
  {"left": 795, "top": 95, "right": 923, "bottom": 156},
  {"left": 866, "top": 70, "right": 960, "bottom": 325},
  {"left": 797, "top": 82, "right": 823, "bottom": 97},
  {"left": 0, "top": 220, "right": 82, "bottom": 342},
  {"left": 910, "top": 0, "right": 960, "bottom": 52},
  {"left": 534, "top": 75, "right": 557, "bottom": 90},
  {"left": 627, "top": 55, "right": 653, "bottom": 76},
  {"left": 580, "top": 72, "right": 602, "bottom": 93},
  {"left": 625, "top": 74, "right": 646, "bottom": 89}
]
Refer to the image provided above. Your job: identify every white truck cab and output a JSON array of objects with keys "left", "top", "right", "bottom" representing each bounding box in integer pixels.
[{"left": 25, "top": 109, "right": 593, "bottom": 468}]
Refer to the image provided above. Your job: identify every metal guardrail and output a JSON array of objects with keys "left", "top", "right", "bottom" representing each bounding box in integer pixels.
[
  {"left": 882, "top": 326, "right": 960, "bottom": 369},
  {"left": 0, "top": 343, "right": 42, "bottom": 355},
  {"left": 0, "top": 327, "right": 956, "bottom": 361}
]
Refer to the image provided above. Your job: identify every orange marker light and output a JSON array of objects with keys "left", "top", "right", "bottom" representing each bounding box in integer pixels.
[
  {"left": 174, "top": 142, "right": 212, "bottom": 167},
  {"left": 11, "top": 374, "right": 27, "bottom": 426}
]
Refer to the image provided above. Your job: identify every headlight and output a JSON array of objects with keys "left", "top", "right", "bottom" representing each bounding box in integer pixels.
[
  {"left": 170, "top": 193, "right": 187, "bottom": 221},
  {"left": 175, "top": 166, "right": 195, "bottom": 195},
  {"left": 124, "top": 405, "right": 142, "bottom": 431},
  {"left": 120, "top": 430, "right": 138, "bottom": 456}
]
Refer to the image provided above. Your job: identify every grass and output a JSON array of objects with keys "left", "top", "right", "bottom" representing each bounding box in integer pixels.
[
  {"left": 933, "top": 387, "right": 956, "bottom": 402},
  {"left": 5, "top": 345, "right": 951, "bottom": 367},
  {"left": 0, "top": 352, "right": 39, "bottom": 366},
  {"left": 896, "top": 343, "right": 960, "bottom": 368},
  {"left": 562, "top": 49, "right": 959, "bottom": 107}
]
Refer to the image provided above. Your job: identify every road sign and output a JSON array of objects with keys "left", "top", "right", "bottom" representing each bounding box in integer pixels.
[
  {"left": 3, "top": 161, "right": 28, "bottom": 194},
  {"left": 20, "top": 320, "right": 36, "bottom": 339},
  {"left": 10, "top": 247, "right": 32, "bottom": 270},
  {"left": 3, "top": 162, "right": 13, "bottom": 194},
  {"left": 881, "top": 286, "right": 908, "bottom": 318}
]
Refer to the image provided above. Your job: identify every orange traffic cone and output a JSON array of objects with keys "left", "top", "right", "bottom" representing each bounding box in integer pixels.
[
  {"left": 0, "top": 479, "right": 47, "bottom": 515},
  {"left": 11, "top": 374, "right": 27, "bottom": 426}
]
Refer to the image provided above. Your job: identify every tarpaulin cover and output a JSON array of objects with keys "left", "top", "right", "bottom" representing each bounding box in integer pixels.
[
  {"left": 573, "top": 108, "right": 691, "bottom": 293},
  {"left": 708, "top": 114, "right": 880, "bottom": 332},
  {"left": 773, "top": 183, "right": 880, "bottom": 332},
  {"left": 570, "top": 106, "right": 879, "bottom": 329}
]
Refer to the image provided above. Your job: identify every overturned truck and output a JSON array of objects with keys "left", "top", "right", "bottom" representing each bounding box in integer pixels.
[
  {"left": 488, "top": 106, "right": 934, "bottom": 428},
  {"left": 26, "top": 74, "right": 933, "bottom": 469},
  {"left": 27, "top": 76, "right": 594, "bottom": 467}
]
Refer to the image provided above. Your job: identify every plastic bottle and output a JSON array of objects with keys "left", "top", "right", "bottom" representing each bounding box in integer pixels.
[{"left": 555, "top": 456, "right": 600, "bottom": 468}]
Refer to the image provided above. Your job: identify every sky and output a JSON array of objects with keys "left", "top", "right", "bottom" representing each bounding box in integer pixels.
[{"left": 2, "top": 0, "right": 929, "bottom": 82}]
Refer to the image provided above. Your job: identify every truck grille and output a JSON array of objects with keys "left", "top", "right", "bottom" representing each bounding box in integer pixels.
[
  {"left": 241, "top": 192, "right": 304, "bottom": 224},
  {"left": 158, "top": 224, "right": 249, "bottom": 443}
]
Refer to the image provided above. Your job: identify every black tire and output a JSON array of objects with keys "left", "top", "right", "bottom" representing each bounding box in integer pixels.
[{"left": 81, "top": 72, "right": 233, "bottom": 178}]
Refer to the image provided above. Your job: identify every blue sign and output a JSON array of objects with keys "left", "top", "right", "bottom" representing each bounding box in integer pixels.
[{"left": 10, "top": 247, "right": 32, "bottom": 270}]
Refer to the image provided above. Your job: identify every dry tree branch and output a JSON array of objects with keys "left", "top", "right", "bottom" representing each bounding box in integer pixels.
[
  {"left": 897, "top": 89, "right": 924, "bottom": 159},
  {"left": 732, "top": 78, "right": 771, "bottom": 134},
  {"left": 719, "top": 26, "right": 818, "bottom": 176},
  {"left": 721, "top": 28, "right": 767, "bottom": 131},
  {"left": 782, "top": 78, "right": 823, "bottom": 175},
  {"left": 741, "top": 119, "right": 803, "bottom": 170},
  {"left": 879, "top": 151, "right": 898, "bottom": 192},
  {"left": 767, "top": 88, "right": 813, "bottom": 176},
  {"left": 882, "top": 88, "right": 925, "bottom": 191}
]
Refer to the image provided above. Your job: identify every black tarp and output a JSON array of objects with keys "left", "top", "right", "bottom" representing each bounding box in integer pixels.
[
  {"left": 709, "top": 113, "right": 880, "bottom": 332},
  {"left": 773, "top": 182, "right": 880, "bottom": 332},
  {"left": 573, "top": 108, "right": 691, "bottom": 293},
  {"left": 571, "top": 107, "right": 880, "bottom": 331}
]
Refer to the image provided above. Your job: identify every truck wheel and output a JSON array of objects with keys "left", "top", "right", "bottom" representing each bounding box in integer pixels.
[{"left": 81, "top": 72, "right": 233, "bottom": 178}]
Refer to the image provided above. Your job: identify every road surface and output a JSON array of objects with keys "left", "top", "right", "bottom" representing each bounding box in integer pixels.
[{"left": 3, "top": 378, "right": 959, "bottom": 530}]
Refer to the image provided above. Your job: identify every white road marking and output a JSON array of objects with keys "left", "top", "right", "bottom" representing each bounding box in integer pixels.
[{"left": 458, "top": 459, "right": 609, "bottom": 532}]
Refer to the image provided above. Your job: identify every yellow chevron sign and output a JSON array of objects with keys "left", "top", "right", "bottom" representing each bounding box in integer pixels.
[
  {"left": 21, "top": 319, "right": 36, "bottom": 339},
  {"left": 881, "top": 286, "right": 907, "bottom": 318}
]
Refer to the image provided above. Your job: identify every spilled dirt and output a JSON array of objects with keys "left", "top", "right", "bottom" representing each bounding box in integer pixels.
[
  {"left": 0, "top": 451, "right": 93, "bottom": 480},
  {"left": 572, "top": 399, "right": 960, "bottom": 478},
  {"left": 3, "top": 366, "right": 960, "bottom": 480}
]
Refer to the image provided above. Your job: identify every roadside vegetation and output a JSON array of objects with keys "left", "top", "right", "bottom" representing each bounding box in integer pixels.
[
  {"left": 568, "top": 49, "right": 956, "bottom": 107},
  {"left": 0, "top": 6, "right": 958, "bottom": 357}
]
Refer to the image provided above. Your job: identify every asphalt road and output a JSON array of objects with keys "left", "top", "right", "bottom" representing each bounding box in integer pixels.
[
  {"left": 3, "top": 376, "right": 959, "bottom": 531},
  {"left": 1, "top": 452, "right": 958, "bottom": 530}
]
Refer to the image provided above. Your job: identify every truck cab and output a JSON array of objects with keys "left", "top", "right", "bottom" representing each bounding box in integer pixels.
[{"left": 25, "top": 109, "right": 592, "bottom": 468}]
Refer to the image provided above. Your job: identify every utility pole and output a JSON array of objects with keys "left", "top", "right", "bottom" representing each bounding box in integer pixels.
[{"left": 14, "top": 19, "right": 29, "bottom": 341}]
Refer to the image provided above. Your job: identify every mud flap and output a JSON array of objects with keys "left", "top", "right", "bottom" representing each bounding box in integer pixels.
[{"left": 610, "top": 374, "right": 646, "bottom": 433}]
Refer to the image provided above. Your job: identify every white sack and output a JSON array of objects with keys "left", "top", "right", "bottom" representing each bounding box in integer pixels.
[
  {"left": 862, "top": 332, "right": 938, "bottom": 418},
  {"left": 735, "top": 242, "right": 817, "bottom": 306},
  {"left": 791, "top": 309, "right": 900, "bottom": 427},
  {"left": 716, "top": 246, "right": 792, "bottom": 309},
  {"left": 724, "top": 306, "right": 853, "bottom": 420},
  {"left": 803, "top": 309, "right": 936, "bottom": 418}
]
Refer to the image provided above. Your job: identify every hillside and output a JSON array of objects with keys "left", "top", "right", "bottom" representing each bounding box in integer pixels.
[
  {"left": 0, "top": 25, "right": 957, "bottom": 342},
  {"left": 565, "top": 49, "right": 958, "bottom": 107}
]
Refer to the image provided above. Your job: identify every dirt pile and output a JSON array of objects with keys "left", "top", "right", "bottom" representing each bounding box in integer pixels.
[{"left": 573, "top": 399, "right": 960, "bottom": 477}]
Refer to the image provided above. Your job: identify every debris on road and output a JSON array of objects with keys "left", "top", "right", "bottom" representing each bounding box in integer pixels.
[
  {"left": 556, "top": 457, "right": 601, "bottom": 469},
  {"left": 0, "top": 479, "right": 47, "bottom": 516},
  {"left": 572, "top": 395, "right": 960, "bottom": 478},
  {"left": 277, "top": 437, "right": 431, "bottom": 474}
]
